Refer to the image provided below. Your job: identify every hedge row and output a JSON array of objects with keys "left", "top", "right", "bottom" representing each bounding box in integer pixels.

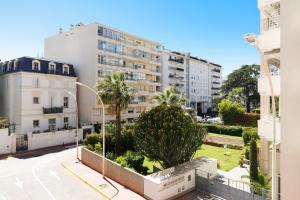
[
  {"left": 233, "top": 113, "right": 260, "bottom": 127},
  {"left": 199, "top": 123, "right": 257, "bottom": 137}
]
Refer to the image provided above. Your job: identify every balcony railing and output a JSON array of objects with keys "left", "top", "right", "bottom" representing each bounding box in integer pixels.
[{"left": 43, "top": 107, "right": 63, "bottom": 114}]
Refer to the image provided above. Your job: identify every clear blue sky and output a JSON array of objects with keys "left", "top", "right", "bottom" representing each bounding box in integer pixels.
[{"left": 0, "top": 0, "right": 260, "bottom": 76}]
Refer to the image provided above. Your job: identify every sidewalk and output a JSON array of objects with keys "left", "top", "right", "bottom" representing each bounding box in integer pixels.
[{"left": 62, "top": 157, "right": 146, "bottom": 200}]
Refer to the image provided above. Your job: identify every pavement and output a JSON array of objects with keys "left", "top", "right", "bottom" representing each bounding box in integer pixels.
[
  {"left": 0, "top": 146, "right": 105, "bottom": 200},
  {"left": 62, "top": 155, "right": 146, "bottom": 200}
]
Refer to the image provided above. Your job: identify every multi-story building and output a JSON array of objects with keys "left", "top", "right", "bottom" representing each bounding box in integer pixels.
[
  {"left": 0, "top": 57, "right": 78, "bottom": 150},
  {"left": 162, "top": 49, "right": 222, "bottom": 115},
  {"left": 45, "top": 23, "right": 162, "bottom": 126},
  {"left": 161, "top": 50, "right": 187, "bottom": 95}
]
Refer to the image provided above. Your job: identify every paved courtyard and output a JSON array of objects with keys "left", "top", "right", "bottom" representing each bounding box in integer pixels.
[{"left": 0, "top": 147, "right": 104, "bottom": 200}]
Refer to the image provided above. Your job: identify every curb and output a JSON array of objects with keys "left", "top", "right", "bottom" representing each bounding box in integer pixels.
[{"left": 61, "top": 162, "right": 111, "bottom": 200}]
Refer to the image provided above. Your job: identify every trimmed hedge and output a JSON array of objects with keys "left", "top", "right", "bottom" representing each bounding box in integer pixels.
[
  {"left": 234, "top": 113, "right": 260, "bottom": 127},
  {"left": 199, "top": 123, "right": 258, "bottom": 138}
]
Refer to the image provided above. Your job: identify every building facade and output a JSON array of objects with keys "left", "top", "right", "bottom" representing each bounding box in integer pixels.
[
  {"left": 45, "top": 22, "right": 162, "bottom": 126},
  {"left": 0, "top": 57, "right": 78, "bottom": 150}
]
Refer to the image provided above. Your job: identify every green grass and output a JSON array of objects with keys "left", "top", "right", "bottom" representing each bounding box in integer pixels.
[
  {"left": 208, "top": 133, "right": 243, "bottom": 140},
  {"left": 193, "top": 144, "right": 243, "bottom": 171}
]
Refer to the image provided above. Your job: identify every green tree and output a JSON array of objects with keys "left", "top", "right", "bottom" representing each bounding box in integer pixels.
[
  {"left": 134, "top": 105, "right": 207, "bottom": 169},
  {"left": 227, "top": 87, "right": 246, "bottom": 105},
  {"left": 218, "top": 99, "right": 245, "bottom": 125},
  {"left": 249, "top": 138, "right": 259, "bottom": 181},
  {"left": 153, "top": 86, "right": 185, "bottom": 106},
  {"left": 222, "top": 64, "right": 260, "bottom": 112},
  {"left": 96, "top": 72, "right": 134, "bottom": 155}
]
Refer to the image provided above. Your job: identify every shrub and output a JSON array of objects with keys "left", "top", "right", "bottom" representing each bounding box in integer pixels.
[
  {"left": 116, "top": 151, "right": 148, "bottom": 175},
  {"left": 95, "top": 143, "right": 102, "bottom": 154},
  {"left": 121, "top": 123, "right": 136, "bottom": 152},
  {"left": 218, "top": 99, "right": 245, "bottom": 125},
  {"left": 84, "top": 133, "right": 100, "bottom": 148},
  {"left": 135, "top": 105, "right": 207, "bottom": 169},
  {"left": 200, "top": 123, "right": 244, "bottom": 137},
  {"left": 242, "top": 128, "right": 259, "bottom": 146},
  {"left": 244, "top": 146, "right": 250, "bottom": 160},
  {"left": 86, "top": 144, "right": 95, "bottom": 151},
  {"left": 235, "top": 113, "right": 260, "bottom": 127},
  {"left": 106, "top": 152, "right": 117, "bottom": 161},
  {"left": 249, "top": 138, "right": 258, "bottom": 181},
  {"left": 0, "top": 118, "right": 9, "bottom": 129}
]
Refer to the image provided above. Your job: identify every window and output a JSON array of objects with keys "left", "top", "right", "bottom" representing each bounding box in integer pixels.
[
  {"left": 33, "top": 97, "right": 39, "bottom": 104},
  {"left": 63, "top": 65, "right": 69, "bottom": 74},
  {"left": 188, "top": 175, "right": 191, "bottom": 181},
  {"left": 63, "top": 97, "right": 69, "bottom": 108},
  {"left": 63, "top": 117, "right": 69, "bottom": 129},
  {"left": 32, "top": 61, "right": 40, "bottom": 71},
  {"left": 49, "top": 63, "right": 56, "bottom": 74},
  {"left": 48, "top": 118, "right": 56, "bottom": 131},
  {"left": 33, "top": 120, "right": 39, "bottom": 128}
]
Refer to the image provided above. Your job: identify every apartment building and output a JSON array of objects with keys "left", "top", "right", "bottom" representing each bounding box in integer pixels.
[
  {"left": 45, "top": 23, "right": 162, "bottom": 126},
  {"left": 210, "top": 63, "right": 222, "bottom": 99},
  {"left": 0, "top": 57, "right": 78, "bottom": 150}
]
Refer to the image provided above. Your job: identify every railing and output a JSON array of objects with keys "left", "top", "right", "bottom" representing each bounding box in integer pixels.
[{"left": 43, "top": 107, "right": 63, "bottom": 114}]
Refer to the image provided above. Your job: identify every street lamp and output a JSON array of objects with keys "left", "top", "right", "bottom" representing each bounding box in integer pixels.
[
  {"left": 244, "top": 33, "right": 278, "bottom": 200},
  {"left": 75, "top": 82, "right": 106, "bottom": 178},
  {"left": 64, "top": 90, "right": 79, "bottom": 160}
]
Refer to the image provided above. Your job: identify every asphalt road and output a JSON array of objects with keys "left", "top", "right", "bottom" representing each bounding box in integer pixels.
[{"left": 0, "top": 147, "right": 104, "bottom": 200}]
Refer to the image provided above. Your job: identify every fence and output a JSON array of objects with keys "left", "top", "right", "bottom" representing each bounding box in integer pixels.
[{"left": 196, "top": 169, "right": 272, "bottom": 200}]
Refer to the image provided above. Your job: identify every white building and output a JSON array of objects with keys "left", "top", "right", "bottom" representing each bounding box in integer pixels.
[
  {"left": 162, "top": 50, "right": 223, "bottom": 115},
  {"left": 45, "top": 22, "right": 162, "bottom": 127},
  {"left": 0, "top": 57, "right": 78, "bottom": 151}
]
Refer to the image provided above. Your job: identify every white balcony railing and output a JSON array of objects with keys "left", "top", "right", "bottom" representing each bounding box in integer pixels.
[
  {"left": 258, "top": 116, "right": 280, "bottom": 141},
  {"left": 258, "top": 75, "right": 280, "bottom": 96}
]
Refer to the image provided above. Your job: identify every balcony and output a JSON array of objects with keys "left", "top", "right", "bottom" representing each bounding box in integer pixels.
[
  {"left": 258, "top": 116, "right": 280, "bottom": 141},
  {"left": 258, "top": 75, "right": 280, "bottom": 96},
  {"left": 43, "top": 107, "right": 63, "bottom": 114},
  {"left": 258, "top": 27, "right": 280, "bottom": 52}
]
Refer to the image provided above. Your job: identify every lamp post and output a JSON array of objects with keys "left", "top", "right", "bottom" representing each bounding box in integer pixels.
[
  {"left": 244, "top": 34, "right": 278, "bottom": 200},
  {"left": 64, "top": 90, "right": 79, "bottom": 160},
  {"left": 75, "top": 82, "right": 106, "bottom": 178}
]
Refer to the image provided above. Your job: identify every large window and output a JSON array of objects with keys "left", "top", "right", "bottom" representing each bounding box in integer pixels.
[
  {"left": 49, "top": 63, "right": 56, "bottom": 74},
  {"left": 63, "top": 97, "right": 69, "bottom": 108},
  {"left": 63, "top": 65, "right": 69, "bottom": 74},
  {"left": 33, "top": 97, "right": 39, "bottom": 104},
  {"left": 32, "top": 61, "right": 40, "bottom": 71},
  {"left": 98, "top": 40, "right": 123, "bottom": 54},
  {"left": 48, "top": 118, "right": 56, "bottom": 131},
  {"left": 63, "top": 117, "right": 69, "bottom": 129}
]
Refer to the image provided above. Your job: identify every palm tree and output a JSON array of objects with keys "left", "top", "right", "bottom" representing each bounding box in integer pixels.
[
  {"left": 96, "top": 72, "right": 134, "bottom": 155},
  {"left": 153, "top": 86, "right": 185, "bottom": 106}
]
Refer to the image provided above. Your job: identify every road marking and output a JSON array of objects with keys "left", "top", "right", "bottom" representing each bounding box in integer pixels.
[
  {"left": 32, "top": 167, "right": 57, "bottom": 200},
  {"left": 15, "top": 177, "right": 23, "bottom": 189},
  {"left": 50, "top": 170, "right": 60, "bottom": 181}
]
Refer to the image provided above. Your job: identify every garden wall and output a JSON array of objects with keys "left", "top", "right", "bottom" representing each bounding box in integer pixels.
[
  {"left": 0, "top": 128, "right": 16, "bottom": 155},
  {"left": 81, "top": 148, "right": 145, "bottom": 196},
  {"left": 27, "top": 129, "right": 83, "bottom": 150}
]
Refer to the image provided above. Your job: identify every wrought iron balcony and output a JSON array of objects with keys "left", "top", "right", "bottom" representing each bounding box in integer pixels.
[{"left": 43, "top": 107, "right": 63, "bottom": 114}]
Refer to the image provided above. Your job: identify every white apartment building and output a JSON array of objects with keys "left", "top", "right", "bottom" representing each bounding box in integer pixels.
[
  {"left": 0, "top": 57, "right": 78, "bottom": 151},
  {"left": 44, "top": 22, "right": 162, "bottom": 126},
  {"left": 162, "top": 50, "right": 222, "bottom": 115}
]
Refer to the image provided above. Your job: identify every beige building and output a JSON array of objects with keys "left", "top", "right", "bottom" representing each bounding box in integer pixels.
[{"left": 45, "top": 22, "right": 162, "bottom": 126}]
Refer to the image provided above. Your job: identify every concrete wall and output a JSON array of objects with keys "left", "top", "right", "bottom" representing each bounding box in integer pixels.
[
  {"left": 27, "top": 128, "right": 83, "bottom": 150},
  {"left": 81, "top": 148, "right": 145, "bottom": 196},
  {"left": 0, "top": 128, "right": 16, "bottom": 155}
]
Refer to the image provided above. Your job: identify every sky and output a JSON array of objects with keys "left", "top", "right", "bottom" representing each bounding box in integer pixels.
[{"left": 0, "top": 0, "right": 260, "bottom": 76}]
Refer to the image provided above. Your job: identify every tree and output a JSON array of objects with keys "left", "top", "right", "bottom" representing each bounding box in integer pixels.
[
  {"left": 227, "top": 87, "right": 246, "bottom": 105},
  {"left": 249, "top": 138, "right": 259, "bottom": 181},
  {"left": 218, "top": 99, "right": 245, "bottom": 125},
  {"left": 153, "top": 86, "right": 185, "bottom": 106},
  {"left": 134, "top": 105, "right": 207, "bottom": 169},
  {"left": 96, "top": 72, "right": 134, "bottom": 155},
  {"left": 222, "top": 64, "right": 260, "bottom": 112}
]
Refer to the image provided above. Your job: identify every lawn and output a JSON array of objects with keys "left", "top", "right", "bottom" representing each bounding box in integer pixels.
[
  {"left": 193, "top": 144, "right": 243, "bottom": 171},
  {"left": 208, "top": 133, "right": 243, "bottom": 140},
  {"left": 143, "top": 144, "right": 243, "bottom": 174}
]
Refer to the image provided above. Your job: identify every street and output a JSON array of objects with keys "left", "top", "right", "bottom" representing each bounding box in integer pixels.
[{"left": 0, "top": 147, "right": 104, "bottom": 200}]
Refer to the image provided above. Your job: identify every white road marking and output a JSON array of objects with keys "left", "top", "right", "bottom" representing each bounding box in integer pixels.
[
  {"left": 32, "top": 166, "right": 57, "bottom": 200},
  {"left": 15, "top": 177, "right": 23, "bottom": 189},
  {"left": 50, "top": 170, "right": 60, "bottom": 181}
]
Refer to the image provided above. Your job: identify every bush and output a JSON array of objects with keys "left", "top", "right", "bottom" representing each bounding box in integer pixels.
[
  {"left": 116, "top": 151, "right": 148, "bottom": 175},
  {"left": 244, "top": 146, "right": 250, "bottom": 160},
  {"left": 235, "top": 113, "right": 260, "bottom": 127},
  {"left": 200, "top": 123, "right": 244, "bottom": 137},
  {"left": 95, "top": 143, "right": 102, "bottom": 154},
  {"left": 218, "top": 99, "right": 245, "bottom": 125},
  {"left": 84, "top": 134, "right": 100, "bottom": 148},
  {"left": 106, "top": 152, "right": 117, "bottom": 161},
  {"left": 242, "top": 128, "right": 259, "bottom": 146},
  {"left": 86, "top": 144, "right": 95, "bottom": 151},
  {"left": 249, "top": 138, "right": 258, "bottom": 181},
  {"left": 0, "top": 118, "right": 9, "bottom": 129},
  {"left": 121, "top": 123, "right": 136, "bottom": 152}
]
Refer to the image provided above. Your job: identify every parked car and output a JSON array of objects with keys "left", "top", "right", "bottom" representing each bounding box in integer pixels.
[{"left": 206, "top": 117, "right": 223, "bottom": 125}]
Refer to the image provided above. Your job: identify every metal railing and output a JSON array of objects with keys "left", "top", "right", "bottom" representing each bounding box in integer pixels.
[{"left": 43, "top": 106, "right": 63, "bottom": 114}]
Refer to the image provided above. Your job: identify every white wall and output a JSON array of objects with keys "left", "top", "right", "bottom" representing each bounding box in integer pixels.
[
  {"left": 27, "top": 128, "right": 83, "bottom": 151},
  {"left": 0, "top": 128, "right": 16, "bottom": 154}
]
